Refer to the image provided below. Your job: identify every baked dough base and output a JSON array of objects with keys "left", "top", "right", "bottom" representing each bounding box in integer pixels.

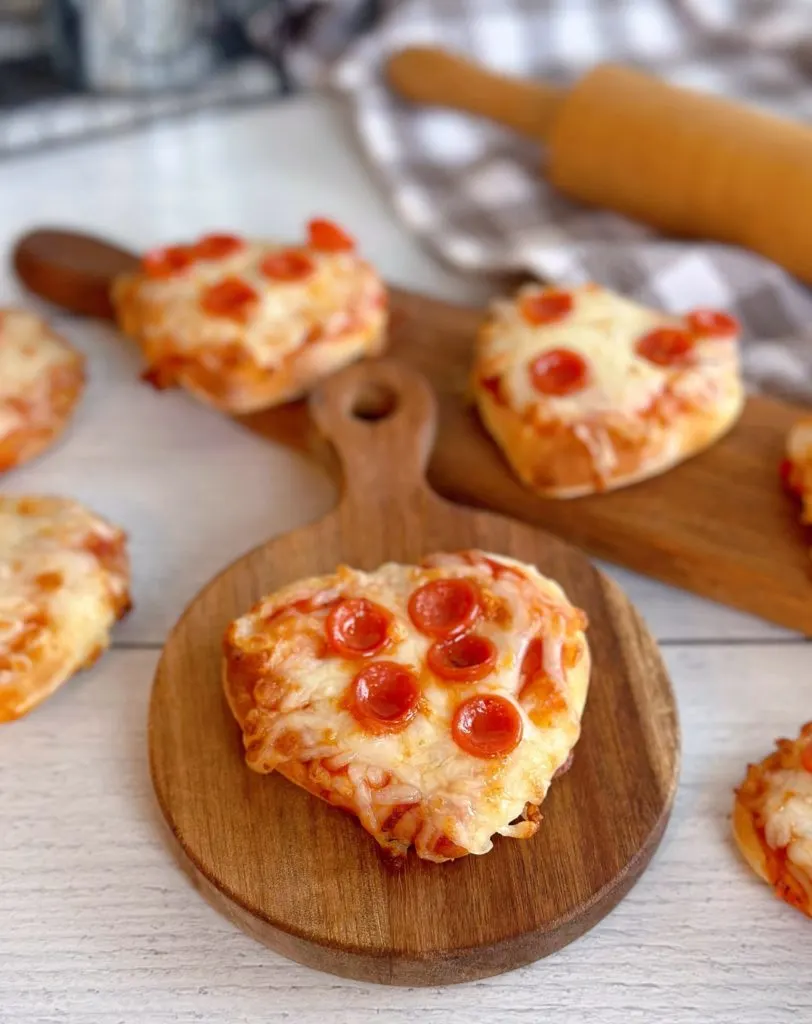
[{"left": 475, "top": 373, "right": 744, "bottom": 499}]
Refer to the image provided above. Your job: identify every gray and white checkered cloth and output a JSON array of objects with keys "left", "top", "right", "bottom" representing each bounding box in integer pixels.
[{"left": 332, "top": 0, "right": 812, "bottom": 403}]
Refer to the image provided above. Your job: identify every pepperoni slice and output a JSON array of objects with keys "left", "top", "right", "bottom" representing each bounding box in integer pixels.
[
  {"left": 307, "top": 218, "right": 355, "bottom": 253},
  {"left": 348, "top": 661, "right": 420, "bottom": 733},
  {"left": 142, "top": 245, "right": 192, "bottom": 279},
  {"left": 519, "top": 290, "right": 573, "bottom": 326},
  {"left": 427, "top": 633, "right": 497, "bottom": 683},
  {"left": 260, "top": 249, "right": 314, "bottom": 282},
  {"left": 686, "top": 309, "right": 739, "bottom": 338},
  {"left": 452, "top": 695, "right": 523, "bottom": 759},
  {"left": 408, "top": 578, "right": 479, "bottom": 638},
  {"left": 636, "top": 327, "right": 695, "bottom": 367},
  {"left": 529, "top": 348, "right": 589, "bottom": 396},
  {"left": 801, "top": 742, "right": 812, "bottom": 773},
  {"left": 200, "top": 277, "right": 258, "bottom": 321},
  {"left": 194, "top": 234, "right": 244, "bottom": 261},
  {"left": 326, "top": 598, "right": 391, "bottom": 657}
]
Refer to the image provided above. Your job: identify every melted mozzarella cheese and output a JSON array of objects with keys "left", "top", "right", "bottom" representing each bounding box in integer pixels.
[
  {"left": 787, "top": 418, "right": 812, "bottom": 462},
  {"left": 119, "top": 241, "right": 384, "bottom": 369},
  {"left": 0, "top": 310, "right": 80, "bottom": 437},
  {"left": 762, "top": 769, "right": 812, "bottom": 875},
  {"left": 0, "top": 496, "right": 130, "bottom": 723},
  {"left": 486, "top": 285, "right": 738, "bottom": 422},
  {"left": 225, "top": 552, "right": 589, "bottom": 858}
]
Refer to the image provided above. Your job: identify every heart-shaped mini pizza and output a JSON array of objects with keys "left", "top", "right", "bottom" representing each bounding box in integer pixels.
[
  {"left": 223, "top": 549, "right": 589, "bottom": 862},
  {"left": 113, "top": 218, "right": 387, "bottom": 413},
  {"left": 473, "top": 283, "right": 743, "bottom": 497}
]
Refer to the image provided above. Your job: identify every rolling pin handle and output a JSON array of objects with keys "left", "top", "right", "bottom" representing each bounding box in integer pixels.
[{"left": 385, "top": 46, "right": 563, "bottom": 142}]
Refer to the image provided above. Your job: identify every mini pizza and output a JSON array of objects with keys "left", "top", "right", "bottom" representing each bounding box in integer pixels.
[
  {"left": 472, "top": 284, "right": 744, "bottom": 497},
  {"left": 733, "top": 723, "right": 812, "bottom": 919},
  {"left": 780, "top": 418, "right": 812, "bottom": 531},
  {"left": 0, "top": 308, "right": 85, "bottom": 473},
  {"left": 223, "top": 549, "right": 589, "bottom": 863},
  {"left": 112, "top": 218, "right": 388, "bottom": 413},
  {"left": 0, "top": 496, "right": 131, "bottom": 723}
]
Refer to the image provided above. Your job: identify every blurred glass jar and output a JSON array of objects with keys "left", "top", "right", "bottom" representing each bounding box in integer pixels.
[{"left": 45, "top": 0, "right": 218, "bottom": 93}]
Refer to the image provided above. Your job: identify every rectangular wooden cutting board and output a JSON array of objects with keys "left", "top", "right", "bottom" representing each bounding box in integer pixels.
[{"left": 243, "top": 288, "right": 812, "bottom": 635}]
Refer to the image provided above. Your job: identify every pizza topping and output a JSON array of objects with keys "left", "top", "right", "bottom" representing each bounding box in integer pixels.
[
  {"left": 529, "top": 348, "right": 589, "bottom": 396},
  {"left": 193, "top": 234, "right": 244, "bottom": 261},
  {"left": 260, "top": 249, "right": 314, "bottom": 282},
  {"left": 326, "top": 597, "right": 392, "bottom": 658},
  {"left": 801, "top": 742, "right": 812, "bottom": 774},
  {"left": 452, "top": 694, "right": 523, "bottom": 759},
  {"left": 427, "top": 633, "right": 497, "bottom": 683},
  {"left": 348, "top": 661, "right": 420, "bottom": 733},
  {"left": 780, "top": 458, "right": 804, "bottom": 498},
  {"left": 200, "top": 277, "right": 258, "bottom": 321},
  {"left": 308, "top": 218, "right": 356, "bottom": 253},
  {"left": 519, "top": 636, "right": 544, "bottom": 694},
  {"left": 636, "top": 327, "right": 695, "bottom": 367},
  {"left": 519, "top": 290, "right": 573, "bottom": 326},
  {"left": 408, "top": 578, "right": 480, "bottom": 638},
  {"left": 142, "top": 245, "right": 192, "bottom": 279},
  {"left": 481, "top": 375, "right": 506, "bottom": 405},
  {"left": 686, "top": 309, "right": 739, "bottom": 338}
]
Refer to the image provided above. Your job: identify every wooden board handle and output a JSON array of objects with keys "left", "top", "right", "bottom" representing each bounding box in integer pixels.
[
  {"left": 308, "top": 358, "right": 438, "bottom": 508},
  {"left": 12, "top": 228, "right": 139, "bottom": 319},
  {"left": 385, "top": 47, "right": 563, "bottom": 141}
]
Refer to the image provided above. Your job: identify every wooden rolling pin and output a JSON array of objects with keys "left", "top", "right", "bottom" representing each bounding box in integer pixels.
[{"left": 387, "top": 47, "right": 812, "bottom": 284}]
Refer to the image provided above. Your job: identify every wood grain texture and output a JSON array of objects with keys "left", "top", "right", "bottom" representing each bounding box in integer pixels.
[
  {"left": 246, "top": 292, "right": 812, "bottom": 635},
  {"left": 13, "top": 229, "right": 810, "bottom": 634},
  {"left": 149, "top": 357, "right": 679, "bottom": 986}
]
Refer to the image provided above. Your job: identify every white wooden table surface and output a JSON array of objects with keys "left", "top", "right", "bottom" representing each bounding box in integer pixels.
[{"left": 0, "top": 97, "right": 809, "bottom": 1024}]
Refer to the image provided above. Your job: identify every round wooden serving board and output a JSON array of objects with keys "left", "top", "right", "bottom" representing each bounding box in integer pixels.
[{"left": 149, "top": 358, "right": 680, "bottom": 986}]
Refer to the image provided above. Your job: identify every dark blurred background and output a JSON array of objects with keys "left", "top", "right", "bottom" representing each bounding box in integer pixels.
[{"left": 0, "top": 1, "right": 386, "bottom": 154}]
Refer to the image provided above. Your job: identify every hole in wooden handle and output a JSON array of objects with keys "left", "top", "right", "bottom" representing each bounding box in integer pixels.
[{"left": 351, "top": 383, "right": 399, "bottom": 422}]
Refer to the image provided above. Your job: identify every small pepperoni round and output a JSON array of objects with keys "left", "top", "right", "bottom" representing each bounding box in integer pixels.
[
  {"left": 636, "top": 327, "right": 695, "bottom": 367},
  {"left": 142, "top": 245, "right": 192, "bottom": 279},
  {"left": 408, "top": 578, "right": 479, "bottom": 638},
  {"left": 348, "top": 661, "right": 420, "bottom": 733},
  {"left": 200, "top": 277, "right": 258, "bottom": 321},
  {"left": 260, "top": 249, "right": 314, "bottom": 282},
  {"left": 326, "top": 598, "right": 392, "bottom": 657},
  {"left": 686, "top": 309, "right": 739, "bottom": 338},
  {"left": 452, "top": 695, "right": 523, "bottom": 759},
  {"left": 427, "top": 633, "right": 497, "bottom": 683},
  {"left": 308, "top": 218, "right": 355, "bottom": 253},
  {"left": 801, "top": 742, "right": 812, "bottom": 774},
  {"left": 519, "top": 290, "right": 573, "bottom": 326},
  {"left": 529, "top": 348, "right": 589, "bottom": 396},
  {"left": 194, "top": 234, "right": 244, "bottom": 261}
]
